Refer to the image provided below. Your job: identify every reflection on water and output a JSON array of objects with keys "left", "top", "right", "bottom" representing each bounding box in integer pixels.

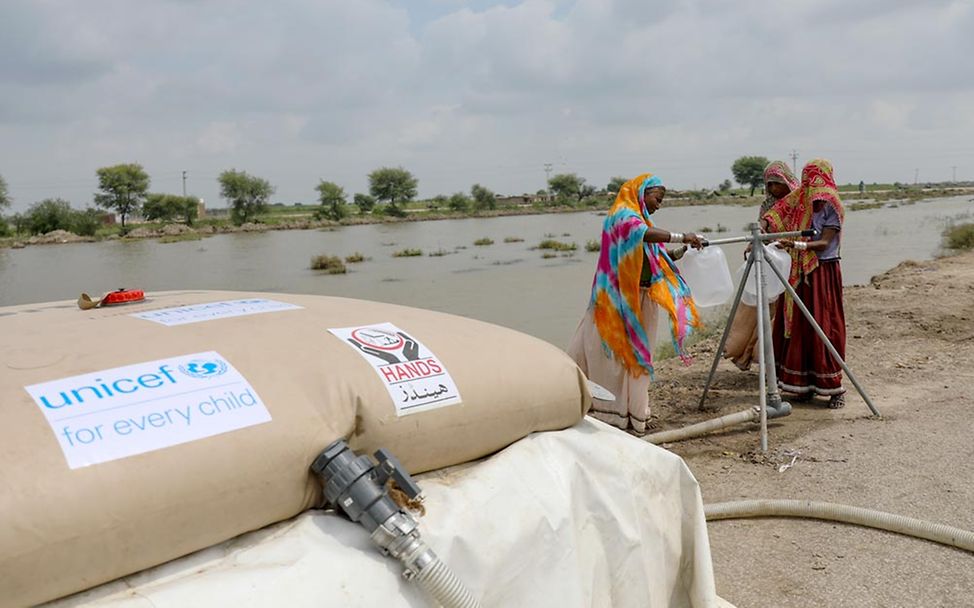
[{"left": 2, "top": 196, "right": 971, "bottom": 348}]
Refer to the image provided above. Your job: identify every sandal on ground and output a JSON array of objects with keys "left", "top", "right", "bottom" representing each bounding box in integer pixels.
[{"left": 828, "top": 394, "right": 846, "bottom": 409}]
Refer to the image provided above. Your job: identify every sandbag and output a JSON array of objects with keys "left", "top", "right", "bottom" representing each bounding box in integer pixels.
[{"left": 0, "top": 290, "right": 589, "bottom": 607}]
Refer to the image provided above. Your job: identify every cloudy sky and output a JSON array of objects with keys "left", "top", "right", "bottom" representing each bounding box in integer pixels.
[{"left": 1, "top": 0, "right": 972, "bottom": 211}]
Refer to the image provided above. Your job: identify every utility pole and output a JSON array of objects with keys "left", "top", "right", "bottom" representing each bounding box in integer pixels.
[
  {"left": 182, "top": 170, "right": 187, "bottom": 197},
  {"left": 543, "top": 163, "right": 553, "bottom": 195},
  {"left": 789, "top": 150, "right": 799, "bottom": 174}
]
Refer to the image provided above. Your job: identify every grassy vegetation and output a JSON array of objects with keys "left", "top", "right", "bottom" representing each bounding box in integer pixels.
[
  {"left": 474, "top": 237, "right": 494, "bottom": 246},
  {"left": 535, "top": 239, "right": 577, "bottom": 252},
  {"left": 944, "top": 223, "right": 974, "bottom": 250},
  {"left": 848, "top": 201, "right": 885, "bottom": 212},
  {"left": 836, "top": 183, "right": 896, "bottom": 193},
  {"left": 345, "top": 252, "right": 366, "bottom": 263},
  {"left": 585, "top": 239, "right": 600, "bottom": 252},
  {"left": 310, "top": 255, "right": 347, "bottom": 274},
  {"left": 428, "top": 248, "right": 453, "bottom": 257},
  {"left": 158, "top": 233, "right": 203, "bottom": 244},
  {"left": 392, "top": 248, "right": 423, "bottom": 257},
  {"left": 503, "top": 236, "right": 524, "bottom": 243},
  {"left": 541, "top": 252, "right": 557, "bottom": 259}
]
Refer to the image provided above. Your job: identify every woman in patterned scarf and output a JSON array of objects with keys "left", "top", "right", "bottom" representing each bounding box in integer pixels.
[
  {"left": 568, "top": 173, "right": 704, "bottom": 435},
  {"left": 765, "top": 159, "right": 847, "bottom": 408},
  {"left": 724, "top": 161, "right": 800, "bottom": 370}
]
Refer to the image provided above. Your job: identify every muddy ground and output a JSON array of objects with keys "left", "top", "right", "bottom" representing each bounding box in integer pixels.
[{"left": 649, "top": 250, "right": 974, "bottom": 607}]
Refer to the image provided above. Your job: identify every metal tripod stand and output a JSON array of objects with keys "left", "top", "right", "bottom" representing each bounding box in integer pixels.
[{"left": 697, "top": 223, "right": 880, "bottom": 451}]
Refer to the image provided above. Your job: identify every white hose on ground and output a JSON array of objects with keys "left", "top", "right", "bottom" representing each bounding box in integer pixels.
[
  {"left": 705, "top": 499, "right": 974, "bottom": 553},
  {"left": 414, "top": 558, "right": 481, "bottom": 608},
  {"left": 644, "top": 407, "right": 758, "bottom": 445}
]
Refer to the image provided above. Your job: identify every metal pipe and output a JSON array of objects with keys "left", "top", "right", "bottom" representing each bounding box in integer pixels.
[
  {"left": 698, "top": 254, "right": 754, "bottom": 410},
  {"left": 702, "top": 229, "right": 813, "bottom": 247},
  {"left": 753, "top": 226, "right": 769, "bottom": 452},
  {"left": 754, "top": 231, "right": 785, "bottom": 413},
  {"left": 763, "top": 257, "right": 881, "bottom": 416}
]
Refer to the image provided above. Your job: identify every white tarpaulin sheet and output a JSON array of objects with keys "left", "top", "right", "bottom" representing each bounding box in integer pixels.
[{"left": 45, "top": 419, "right": 722, "bottom": 608}]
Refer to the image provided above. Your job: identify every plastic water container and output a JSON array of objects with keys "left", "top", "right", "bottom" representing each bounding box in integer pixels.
[
  {"left": 738, "top": 243, "right": 792, "bottom": 306},
  {"left": 674, "top": 246, "right": 733, "bottom": 307}
]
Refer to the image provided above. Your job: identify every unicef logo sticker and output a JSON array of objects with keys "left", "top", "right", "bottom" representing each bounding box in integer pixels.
[{"left": 179, "top": 359, "right": 228, "bottom": 379}]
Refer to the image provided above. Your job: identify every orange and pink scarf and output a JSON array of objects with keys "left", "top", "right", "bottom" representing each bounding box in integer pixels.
[{"left": 591, "top": 173, "right": 701, "bottom": 376}]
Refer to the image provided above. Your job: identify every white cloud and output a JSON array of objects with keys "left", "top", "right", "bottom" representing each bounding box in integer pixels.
[{"left": 1, "top": 0, "right": 973, "bottom": 210}]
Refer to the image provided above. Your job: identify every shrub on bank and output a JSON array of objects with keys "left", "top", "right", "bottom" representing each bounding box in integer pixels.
[
  {"left": 474, "top": 237, "right": 494, "bottom": 246},
  {"left": 944, "top": 223, "right": 974, "bottom": 250},
  {"left": 393, "top": 248, "right": 423, "bottom": 257}
]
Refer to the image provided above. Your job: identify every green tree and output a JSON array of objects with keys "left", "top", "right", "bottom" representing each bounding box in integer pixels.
[
  {"left": 144, "top": 194, "right": 198, "bottom": 225},
  {"left": 471, "top": 184, "right": 496, "bottom": 212},
  {"left": 70, "top": 208, "right": 103, "bottom": 237},
  {"left": 607, "top": 176, "right": 627, "bottom": 193},
  {"left": 448, "top": 192, "right": 470, "bottom": 212},
  {"left": 718, "top": 179, "right": 733, "bottom": 193},
  {"left": 548, "top": 173, "right": 587, "bottom": 204},
  {"left": 731, "top": 156, "right": 770, "bottom": 196},
  {"left": 0, "top": 173, "right": 10, "bottom": 211},
  {"left": 26, "top": 198, "right": 74, "bottom": 234},
  {"left": 353, "top": 193, "right": 376, "bottom": 215},
  {"left": 368, "top": 166, "right": 417, "bottom": 217},
  {"left": 315, "top": 180, "right": 348, "bottom": 221},
  {"left": 94, "top": 163, "right": 150, "bottom": 229},
  {"left": 9, "top": 212, "right": 28, "bottom": 235},
  {"left": 218, "top": 169, "right": 275, "bottom": 225}
]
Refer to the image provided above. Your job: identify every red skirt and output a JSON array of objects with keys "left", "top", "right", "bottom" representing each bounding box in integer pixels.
[{"left": 772, "top": 260, "right": 846, "bottom": 396}]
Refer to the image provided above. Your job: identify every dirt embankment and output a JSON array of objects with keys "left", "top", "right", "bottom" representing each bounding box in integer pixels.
[{"left": 650, "top": 250, "right": 974, "bottom": 608}]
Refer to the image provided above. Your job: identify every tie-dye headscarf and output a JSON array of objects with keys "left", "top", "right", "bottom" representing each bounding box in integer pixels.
[
  {"left": 590, "top": 173, "right": 701, "bottom": 377},
  {"left": 764, "top": 159, "right": 845, "bottom": 336},
  {"left": 762, "top": 161, "right": 800, "bottom": 215}
]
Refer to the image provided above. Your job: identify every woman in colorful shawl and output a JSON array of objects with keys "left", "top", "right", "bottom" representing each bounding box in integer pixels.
[
  {"left": 723, "top": 161, "right": 800, "bottom": 370},
  {"left": 567, "top": 173, "right": 704, "bottom": 435},
  {"left": 764, "top": 159, "right": 847, "bottom": 408}
]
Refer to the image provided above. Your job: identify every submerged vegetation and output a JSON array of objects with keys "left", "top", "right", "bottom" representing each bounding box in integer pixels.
[
  {"left": 535, "top": 239, "right": 577, "bottom": 252},
  {"left": 310, "top": 255, "right": 347, "bottom": 274}
]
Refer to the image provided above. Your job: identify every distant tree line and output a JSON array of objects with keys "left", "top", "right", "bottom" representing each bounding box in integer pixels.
[{"left": 0, "top": 156, "right": 786, "bottom": 239}]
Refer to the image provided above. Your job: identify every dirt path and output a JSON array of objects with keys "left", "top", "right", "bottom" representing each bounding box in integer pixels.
[{"left": 649, "top": 251, "right": 974, "bottom": 608}]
